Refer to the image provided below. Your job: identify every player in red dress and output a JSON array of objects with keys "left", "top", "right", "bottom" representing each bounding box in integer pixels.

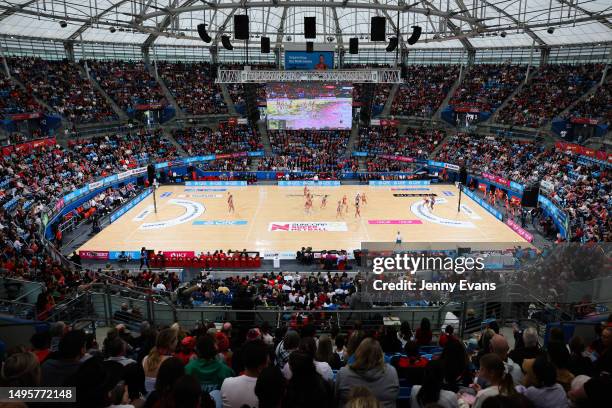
[
  {"left": 227, "top": 192, "right": 235, "bottom": 213},
  {"left": 361, "top": 192, "right": 367, "bottom": 205},
  {"left": 321, "top": 194, "right": 328, "bottom": 209}
]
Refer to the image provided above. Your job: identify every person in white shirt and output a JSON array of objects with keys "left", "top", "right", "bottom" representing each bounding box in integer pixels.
[
  {"left": 221, "top": 339, "right": 269, "bottom": 408},
  {"left": 281, "top": 337, "right": 334, "bottom": 383}
]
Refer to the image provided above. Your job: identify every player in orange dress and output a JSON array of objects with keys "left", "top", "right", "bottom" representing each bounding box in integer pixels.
[
  {"left": 361, "top": 192, "right": 367, "bottom": 205},
  {"left": 336, "top": 200, "right": 343, "bottom": 218}
]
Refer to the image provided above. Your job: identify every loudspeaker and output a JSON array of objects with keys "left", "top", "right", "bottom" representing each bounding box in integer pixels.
[
  {"left": 221, "top": 35, "right": 233, "bottom": 50},
  {"left": 261, "top": 36, "right": 270, "bottom": 53},
  {"left": 521, "top": 184, "right": 540, "bottom": 207},
  {"left": 459, "top": 166, "right": 468, "bottom": 185},
  {"left": 371, "top": 16, "right": 386, "bottom": 41},
  {"left": 349, "top": 37, "right": 359, "bottom": 54},
  {"left": 147, "top": 164, "right": 155, "bottom": 185},
  {"left": 304, "top": 17, "right": 316, "bottom": 39},
  {"left": 386, "top": 37, "right": 398, "bottom": 52},
  {"left": 407, "top": 25, "right": 422, "bottom": 45},
  {"left": 197, "top": 23, "right": 212, "bottom": 43},
  {"left": 234, "top": 15, "right": 249, "bottom": 40},
  {"left": 306, "top": 41, "right": 314, "bottom": 53}
]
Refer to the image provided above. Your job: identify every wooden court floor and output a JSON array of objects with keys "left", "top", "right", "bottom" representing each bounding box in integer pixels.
[{"left": 79, "top": 184, "right": 530, "bottom": 255}]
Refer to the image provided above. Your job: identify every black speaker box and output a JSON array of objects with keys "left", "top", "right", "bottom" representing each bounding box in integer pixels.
[
  {"left": 371, "top": 16, "right": 386, "bottom": 41},
  {"left": 304, "top": 17, "right": 316, "bottom": 39},
  {"left": 349, "top": 38, "right": 359, "bottom": 54},
  {"left": 521, "top": 184, "right": 540, "bottom": 207},
  {"left": 306, "top": 42, "right": 314, "bottom": 53},
  {"left": 386, "top": 37, "right": 398, "bottom": 52},
  {"left": 234, "top": 15, "right": 249, "bottom": 40},
  {"left": 221, "top": 35, "right": 233, "bottom": 50},
  {"left": 261, "top": 36, "right": 270, "bottom": 53},
  {"left": 197, "top": 23, "right": 211, "bottom": 43},
  {"left": 407, "top": 26, "right": 422, "bottom": 45}
]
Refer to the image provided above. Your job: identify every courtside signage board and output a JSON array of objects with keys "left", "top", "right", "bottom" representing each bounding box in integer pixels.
[
  {"left": 110, "top": 189, "right": 152, "bottom": 223},
  {"left": 185, "top": 181, "right": 247, "bottom": 186},
  {"left": 278, "top": 180, "right": 341, "bottom": 186},
  {"left": 268, "top": 222, "right": 348, "bottom": 232},
  {"left": 369, "top": 180, "right": 430, "bottom": 186}
]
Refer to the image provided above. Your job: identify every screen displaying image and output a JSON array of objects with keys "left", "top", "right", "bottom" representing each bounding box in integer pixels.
[{"left": 266, "top": 82, "right": 353, "bottom": 130}]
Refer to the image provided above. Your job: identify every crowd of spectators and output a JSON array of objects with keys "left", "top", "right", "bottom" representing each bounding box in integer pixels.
[
  {"left": 434, "top": 134, "right": 610, "bottom": 242},
  {"left": 8, "top": 57, "right": 117, "bottom": 123},
  {"left": 496, "top": 64, "right": 603, "bottom": 128},
  {"left": 69, "top": 129, "right": 179, "bottom": 173},
  {"left": 263, "top": 129, "right": 354, "bottom": 176},
  {"left": 89, "top": 60, "right": 167, "bottom": 111},
  {"left": 2, "top": 312, "right": 610, "bottom": 408},
  {"left": 566, "top": 81, "right": 612, "bottom": 126},
  {"left": 358, "top": 126, "right": 446, "bottom": 172},
  {"left": 0, "top": 69, "right": 42, "bottom": 116},
  {"left": 449, "top": 64, "right": 526, "bottom": 112},
  {"left": 392, "top": 65, "right": 460, "bottom": 117},
  {"left": 172, "top": 123, "right": 262, "bottom": 156},
  {"left": 157, "top": 61, "right": 227, "bottom": 115}
]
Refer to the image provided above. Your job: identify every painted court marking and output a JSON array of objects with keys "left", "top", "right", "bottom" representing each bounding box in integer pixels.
[{"left": 139, "top": 199, "right": 205, "bottom": 230}]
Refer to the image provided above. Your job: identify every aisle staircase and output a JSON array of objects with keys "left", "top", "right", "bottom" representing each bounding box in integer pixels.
[
  {"left": 542, "top": 73, "right": 611, "bottom": 130},
  {"left": 434, "top": 65, "right": 467, "bottom": 119},
  {"left": 220, "top": 84, "right": 238, "bottom": 116},
  {"left": 162, "top": 127, "right": 188, "bottom": 156},
  {"left": 345, "top": 120, "right": 361, "bottom": 157},
  {"left": 149, "top": 64, "right": 183, "bottom": 119},
  {"left": 381, "top": 84, "right": 399, "bottom": 116},
  {"left": 488, "top": 68, "right": 537, "bottom": 124},
  {"left": 78, "top": 63, "right": 128, "bottom": 122},
  {"left": 257, "top": 121, "right": 272, "bottom": 155}
]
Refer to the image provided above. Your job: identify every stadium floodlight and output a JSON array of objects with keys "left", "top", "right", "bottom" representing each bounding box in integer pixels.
[
  {"left": 547, "top": 27, "right": 555, "bottom": 34},
  {"left": 109, "top": 27, "right": 116, "bottom": 33},
  {"left": 59, "top": 21, "right": 67, "bottom": 28}
]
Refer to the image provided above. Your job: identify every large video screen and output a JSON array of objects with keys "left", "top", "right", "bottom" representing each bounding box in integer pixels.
[{"left": 266, "top": 82, "right": 353, "bottom": 130}]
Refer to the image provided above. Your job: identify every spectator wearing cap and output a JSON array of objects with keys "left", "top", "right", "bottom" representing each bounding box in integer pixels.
[{"left": 174, "top": 336, "right": 196, "bottom": 365}]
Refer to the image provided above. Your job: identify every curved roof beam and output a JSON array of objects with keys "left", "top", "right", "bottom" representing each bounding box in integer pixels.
[
  {"left": 479, "top": 0, "right": 546, "bottom": 45},
  {"left": 143, "top": 0, "right": 200, "bottom": 48},
  {"left": 555, "top": 0, "right": 612, "bottom": 29},
  {"left": 137, "top": 1, "right": 482, "bottom": 25},
  {"left": 0, "top": 0, "right": 39, "bottom": 22},
  {"left": 419, "top": 0, "right": 474, "bottom": 50},
  {"left": 67, "top": 0, "right": 136, "bottom": 41}
]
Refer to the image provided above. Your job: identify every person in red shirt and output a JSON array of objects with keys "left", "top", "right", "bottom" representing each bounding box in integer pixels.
[
  {"left": 438, "top": 325, "right": 457, "bottom": 347},
  {"left": 415, "top": 317, "right": 433, "bottom": 346}
]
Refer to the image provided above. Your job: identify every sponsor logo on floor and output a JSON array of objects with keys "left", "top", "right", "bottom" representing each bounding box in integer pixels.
[
  {"left": 368, "top": 220, "right": 423, "bottom": 225},
  {"left": 139, "top": 199, "right": 205, "bottom": 230},
  {"left": 192, "top": 220, "right": 248, "bottom": 226},
  {"left": 160, "top": 192, "right": 173, "bottom": 198},
  {"left": 460, "top": 204, "right": 482, "bottom": 220},
  {"left": 393, "top": 193, "right": 438, "bottom": 198},
  {"left": 178, "top": 194, "right": 223, "bottom": 199},
  {"left": 390, "top": 188, "right": 431, "bottom": 191},
  {"left": 410, "top": 200, "right": 475, "bottom": 229},
  {"left": 133, "top": 205, "right": 154, "bottom": 221},
  {"left": 184, "top": 188, "right": 227, "bottom": 192},
  {"left": 442, "top": 191, "right": 455, "bottom": 196},
  {"left": 268, "top": 222, "right": 348, "bottom": 232}
]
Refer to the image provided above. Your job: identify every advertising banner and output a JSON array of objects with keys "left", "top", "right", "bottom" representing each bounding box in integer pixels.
[
  {"left": 285, "top": 51, "right": 334, "bottom": 70},
  {"left": 369, "top": 180, "right": 430, "bottom": 186},
  {"left": 506, "top": 219, "right": 534, "bottom": 242}
]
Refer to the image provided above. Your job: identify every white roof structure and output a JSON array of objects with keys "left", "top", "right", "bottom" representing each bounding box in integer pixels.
[{"left": 0, "top": 0, "right": 609, "bottom": 51}]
